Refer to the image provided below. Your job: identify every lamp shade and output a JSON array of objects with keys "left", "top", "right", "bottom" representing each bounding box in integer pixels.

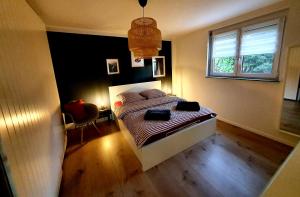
[{"left": 128, "top": 17, "right": 162, "bottom": 59}]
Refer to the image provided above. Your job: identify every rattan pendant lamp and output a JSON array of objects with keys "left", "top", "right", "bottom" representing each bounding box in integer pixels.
[{"left": 128, "top": 0, "right": 162, "bottom": 59}]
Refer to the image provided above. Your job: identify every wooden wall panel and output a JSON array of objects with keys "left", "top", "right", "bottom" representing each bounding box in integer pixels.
[{"left": 0, "top": 0, "right": 65, "bottom": 196}]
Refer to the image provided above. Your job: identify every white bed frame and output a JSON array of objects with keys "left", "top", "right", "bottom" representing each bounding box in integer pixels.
[{"left": 109, "top": 81, "right": 216, "bottom": 171}]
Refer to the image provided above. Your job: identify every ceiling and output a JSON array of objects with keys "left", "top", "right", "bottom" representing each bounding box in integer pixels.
[{"left": 27, "top": 0, "right": 285, "bottom": 39}]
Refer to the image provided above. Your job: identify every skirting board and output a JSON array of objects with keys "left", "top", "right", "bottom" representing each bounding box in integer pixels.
[
  {"left": 279, "top": 129, "right": 300, "bottom": 138},
  {"left": 217, "top": 116, "right": 297, "bottom": 147},
  {"left": 118, "top": 118, "right": 216, "bottom": 171}
]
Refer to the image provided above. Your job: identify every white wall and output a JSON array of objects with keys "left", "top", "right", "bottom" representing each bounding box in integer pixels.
[
  {"left": 0, "top": 0, "right": 65, "bottom": 196},
  {"left": 172, "top": 1, "right": 300, "bottom": 146}
]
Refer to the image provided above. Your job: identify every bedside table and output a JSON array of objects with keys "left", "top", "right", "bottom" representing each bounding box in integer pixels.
[{"left": 98, "top": 108, "right": 112, "bottom": 121}]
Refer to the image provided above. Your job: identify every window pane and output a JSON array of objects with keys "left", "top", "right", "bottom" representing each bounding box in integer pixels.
[
  {"left": 213, "top": 57, "right": 235, "bottom": 73},
  {"left": 241, "top": 53, "right": 274, "bottom": 73},
  {"left": 212, "top": 31, "right": 237, "bottom": 74},
  {"left": 240, "top": 24, "right": 278, "bottom": 74}
]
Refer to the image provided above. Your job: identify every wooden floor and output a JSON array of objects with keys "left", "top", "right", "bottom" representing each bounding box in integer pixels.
[
  {"left": 60, "top": 120, "right": 292, "bottom": 197},
  {"left": 280, "top": 99, "right": 300, "bottom": 135}
]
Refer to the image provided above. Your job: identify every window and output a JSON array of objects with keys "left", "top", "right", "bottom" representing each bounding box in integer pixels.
[
  {"left": 208, "top": 17, "right": 285, "bottom": 81},
  {"left": 211, "top": 31, "right": 238, "bottom": 76}
]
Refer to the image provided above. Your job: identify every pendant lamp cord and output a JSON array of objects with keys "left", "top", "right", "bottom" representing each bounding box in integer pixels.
[{"left": 142, "top": 7, "right": 145, "bottom": 34}]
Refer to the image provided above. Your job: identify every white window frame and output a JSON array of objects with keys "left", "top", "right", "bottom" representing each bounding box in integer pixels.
[
  {"left": 207, "top": 16, "right": 285, "bottom": 81},
  {"left": 210, "top": 30, "right": 239, "bottom": 77}
]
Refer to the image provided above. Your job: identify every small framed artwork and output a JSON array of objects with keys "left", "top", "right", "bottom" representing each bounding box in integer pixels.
[
  {"left": 152, "top": 56, "right": 165, "bottom": 77},
  {"left": 106, "top": 59, "right": 120, "bottom": 75},
  {"left": 131, "top": 52, "right": 144, "bottom": 67}
]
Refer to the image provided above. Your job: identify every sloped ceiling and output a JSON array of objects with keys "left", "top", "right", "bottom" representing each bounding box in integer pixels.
[{"left": 27, "top": 0, "right": 286, "bottom": 39}]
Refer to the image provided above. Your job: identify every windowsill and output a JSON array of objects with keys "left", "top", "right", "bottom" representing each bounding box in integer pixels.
[{"left": 206, "top": 75, "right": 280, "bottom": 82}]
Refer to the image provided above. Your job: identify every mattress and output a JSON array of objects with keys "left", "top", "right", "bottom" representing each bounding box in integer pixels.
[{"left": 116, "top": 96, "right": 216, "bottom": 148}]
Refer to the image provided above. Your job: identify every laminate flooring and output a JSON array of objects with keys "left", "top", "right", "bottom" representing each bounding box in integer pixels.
[{"left": 60, "top": 120, "right": 292, "bottom": 197}]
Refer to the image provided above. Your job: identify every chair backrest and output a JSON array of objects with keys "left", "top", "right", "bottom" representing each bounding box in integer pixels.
[{"left": 64, "top": 102, "right": 99, "bottom": 123}]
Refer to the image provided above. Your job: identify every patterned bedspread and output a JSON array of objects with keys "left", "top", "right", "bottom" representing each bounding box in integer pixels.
[{"left": 116, "top": 96, "right": 216, "bottom": 148}]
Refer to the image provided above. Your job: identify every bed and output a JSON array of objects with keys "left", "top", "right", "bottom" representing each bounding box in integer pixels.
[{"left": 109, "top": 81, "right": 216, "bottom": 171}]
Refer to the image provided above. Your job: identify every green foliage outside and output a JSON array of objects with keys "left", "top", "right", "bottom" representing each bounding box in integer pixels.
[
  {"left": 213, "top": 53, "right": 274, "bottom": 74},
  {"left": 241, "top": 53, "right": 274, "bottom": 73},
  {"left": 213, "top": 57, "right": 235, "bottom": 73}
]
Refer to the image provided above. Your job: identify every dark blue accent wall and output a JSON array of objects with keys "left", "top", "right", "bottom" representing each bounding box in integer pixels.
[{"left": 47, "top": 32, "right": 172, "bottom": 107}]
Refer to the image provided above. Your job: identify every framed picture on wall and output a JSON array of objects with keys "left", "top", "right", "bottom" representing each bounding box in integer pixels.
[
  {"left": 152, "top": 56, "right": 165, "bottom": 77},
  {"left": 131, "top": 52, "right": 144, "bottom": 67},
  {"left": 106, "top": 59, "right": 120, "bottom": 75}
]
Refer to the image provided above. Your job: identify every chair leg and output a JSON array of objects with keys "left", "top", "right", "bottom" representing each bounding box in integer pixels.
[
  {"left": 92, "top": 122, "right": 101, "bottom": 134},
  {"left": 80, "top": 127, "right": 84, "bottom": 144}
]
